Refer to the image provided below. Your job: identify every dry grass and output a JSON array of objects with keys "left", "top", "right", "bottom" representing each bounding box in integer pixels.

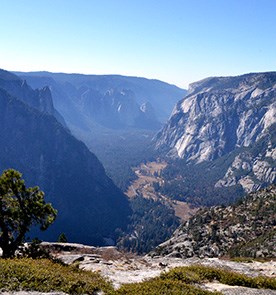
[{"left": 0, "top": 258, "right": 113, "bottom": 294}]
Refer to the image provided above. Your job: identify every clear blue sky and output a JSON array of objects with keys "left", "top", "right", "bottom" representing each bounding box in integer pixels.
[{"left": 0, "top": 0, "right": 275, "bottom": 88}]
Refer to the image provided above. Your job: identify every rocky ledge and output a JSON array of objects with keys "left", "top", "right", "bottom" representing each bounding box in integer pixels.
[
  {"left": 1, "top": 242, "right": 275, "bottom": 295},
  {"left": 35, "top": 243, "right": 276, "bottom": 294}
]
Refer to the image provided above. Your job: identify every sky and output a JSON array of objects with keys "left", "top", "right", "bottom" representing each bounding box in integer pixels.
[{"left": 0, "top": 0, "right": 275, "bottom": 88}]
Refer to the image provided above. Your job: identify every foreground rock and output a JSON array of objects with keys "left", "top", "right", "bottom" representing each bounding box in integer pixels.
[
  {"left": 0, "top": 69, "right": 131, "bottom": 246},
  {"left": 41, "top": 242, "right": 276, "bottom": 289},
  {"left": 0, "top": 293, "right": 66, "bottom": 295},
  {"left": 2, "top": 242, "right": 275, "bottom": 295},
  {"left": 203, "top": 283, "right": 276, "bottom": 295}
]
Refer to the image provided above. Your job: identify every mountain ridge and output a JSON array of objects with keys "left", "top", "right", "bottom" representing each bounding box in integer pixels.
[
  {"left": 15, "top": 71, "right": 186, "bottom": 126},
  {"left": 155, "top": 72, "right": 275, "bottom": 197}
]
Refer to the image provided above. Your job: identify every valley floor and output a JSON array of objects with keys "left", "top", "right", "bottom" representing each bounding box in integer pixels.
[{"left": 125, "top": 160, "right": 198, "bottom": 221}]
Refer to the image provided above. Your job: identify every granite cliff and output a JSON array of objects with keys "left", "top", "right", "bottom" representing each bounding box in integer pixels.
[{"left": 156, "top": 72, "right": 276, "bottom": 195}]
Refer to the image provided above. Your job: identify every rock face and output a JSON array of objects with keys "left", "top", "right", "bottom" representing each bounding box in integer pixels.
[
  {"left": 0, "top": 69, "right": 131, "bottom": 245},
  {"left": 0, "top": 70, "right": 67, "bottom": 127},
  {"left": 156, "top": 72, "right": 276, "bottom": 193},
  {"left": 154, "top": 186, "right": 276, "bottom": 258},
  {"left": 0, "top": 70, "right": 55, "bottom": 116},
  {"left": 215, "top": 151, "right": 276, "bottom": 193}
]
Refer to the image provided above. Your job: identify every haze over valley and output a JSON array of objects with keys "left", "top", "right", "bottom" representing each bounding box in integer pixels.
[
  {"left": 0, "top": 1, "right": 275, "bottom": 294},
  {"left": 1, "top": 68, "right": 275, "bottom": 253}
]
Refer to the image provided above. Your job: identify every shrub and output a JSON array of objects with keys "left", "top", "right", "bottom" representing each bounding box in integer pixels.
[
  {"left": 0, "top": 258, "right": 113, "bottom": 294},
  {"left": 109, "top": 278, "right": 221, "bottom": 295},
  {"left": 164, "top": 265, "right": 276, "bottom": 290}
]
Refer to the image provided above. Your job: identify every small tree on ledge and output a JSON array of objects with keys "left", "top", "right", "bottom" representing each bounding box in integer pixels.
[
  {"left": 58, "top": 233, "right": 68, "bottom": 243},
  {"left": 0, "top": 169, "right": 57, "bottom": 258}
]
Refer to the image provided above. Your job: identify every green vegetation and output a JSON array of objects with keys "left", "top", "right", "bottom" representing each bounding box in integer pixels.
[
  {"left": 110, "top": 265, "right": 276, "bottom": 294},
  {"left": 229, "top": 228, "right": 276, "bottom": 258},
  {"left": 87, "top": 129, "right": 157, "bottom": 191},
  {"left": 157, "top": 126, "right": 275, "bottom": 207},
  {"left": 161, "top": 265, "right": 276, "bottom": 289},
  {"left": 154, "top": 186, "right": 275, "bottom": 259},
  {"left": 1, "top": 259, "right": 275, "bottom": 294},
  {"left": 58, "top": 232, "right": 68, "bottom": 243},
  {"left": 117, "top": 195, "right": 180, "bottom": 253},
  {"left": 0, "top": 169, "right": 57, "bottom": 258},
  {"left": 20, "top": 238, "right": 51, "bottom": 259},
  {"left": 0, "top": 258, "right": 113, "bottom": 294},
  {"left": 230, "top": 257, "right": 273, "bottom": 263},
  {"left": 110, "top": 279, "right": 221, "bottom": 295},
  {"left": 157, "top": 154, "right": 245, "bottom": 206}
]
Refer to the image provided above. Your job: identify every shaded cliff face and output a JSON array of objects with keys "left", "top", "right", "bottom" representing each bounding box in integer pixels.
[
  {"left": 0, "top": 69, "right": 66, "bottom": 127},
  {"left": 0, "top": 70, "right": 55, "bottom": 115},
  {"left": 0, "top": 71, "right": 131, "bottom": 245},
  {"left": 155, "top": 72, "right": 276, "bottom": 193}
]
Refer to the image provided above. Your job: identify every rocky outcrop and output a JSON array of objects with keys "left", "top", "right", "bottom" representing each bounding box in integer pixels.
[
  {"left": 215, "top": 147, "right": 276, "bottom": 193},
  {"left": 153, "top": 186, "right": 276, "bottom": 258},
  {"left": 0, "top": 69, "right": 63, "bottom": 121},
  {"left": 24, "top": 242, "right": 276, "bottom": 291},
  {"left": 155, "top": 72, "right": 276, "bottom": 193},
  {"left": 0, "top": 69, "right": 69, "bottom": 131}
]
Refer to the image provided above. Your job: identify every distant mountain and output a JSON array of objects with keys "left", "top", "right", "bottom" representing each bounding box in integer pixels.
[
  {"left": 15, "top": 72, "right": 186, "bottom": 134},
  {"left": 155, "top": 72, "right": 276, "bottom": 197},
  {"left": 0, "top": 69, "right": 131, "bottom": 245},
  {"left": 0, "top": 69, "right": 66, "bottom": 125},
  {"left": 13, "top": 72, "right": 184, "bottom": 191},
  {"left": 154, "top": 185, "right": 276, "bottom": 258},
  {"left": 0, "top": 70, "right": 53, "bottom": 113}
]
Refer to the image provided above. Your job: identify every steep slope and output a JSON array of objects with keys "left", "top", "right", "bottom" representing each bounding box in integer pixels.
[
  {"left": 155, "top": 72, "right": 276, "bottom": 196},
  {"left": 154, "top": 186, "right": 276, "bottom": 258},
  {"left": 0, "top": 70, "right": 131, "bottom": 245}
]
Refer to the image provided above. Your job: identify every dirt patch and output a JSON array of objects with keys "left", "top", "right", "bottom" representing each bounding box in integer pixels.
[
  {"left": 125, "top": 161, "right": 167, "bottom": 199},
  {"left": 125, "top": 160, "right": 198, "bottom": 221},
  {"left": 172, "top": 200, "right": 198, "bottom": 221}
]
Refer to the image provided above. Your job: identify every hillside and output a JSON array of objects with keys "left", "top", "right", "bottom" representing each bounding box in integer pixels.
[
  {"left": 0, "top": 69, "right": 131, "bottom": 245},
  {"left": 154, "top": 186, "right": 276, "bottom": 259},
  {"left": 156, "top": 72, "right": 275, "bottom": 162},
  {"left": 155, "top": 72, "right": 276, "bottom": 204}
]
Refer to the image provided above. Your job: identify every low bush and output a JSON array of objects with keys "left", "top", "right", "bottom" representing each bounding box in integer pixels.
[
  {"left": 109, "top": 278, "right": 221, "bottom": 295},
  {"left": 163, "top": 265, "right": 276, "bottom": 290},
  {"left": 0, "top": 258, "right": 113, "bottom": 294},
  {"left": 1, "top": 259, "right": 275, "bottom": 294}
]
